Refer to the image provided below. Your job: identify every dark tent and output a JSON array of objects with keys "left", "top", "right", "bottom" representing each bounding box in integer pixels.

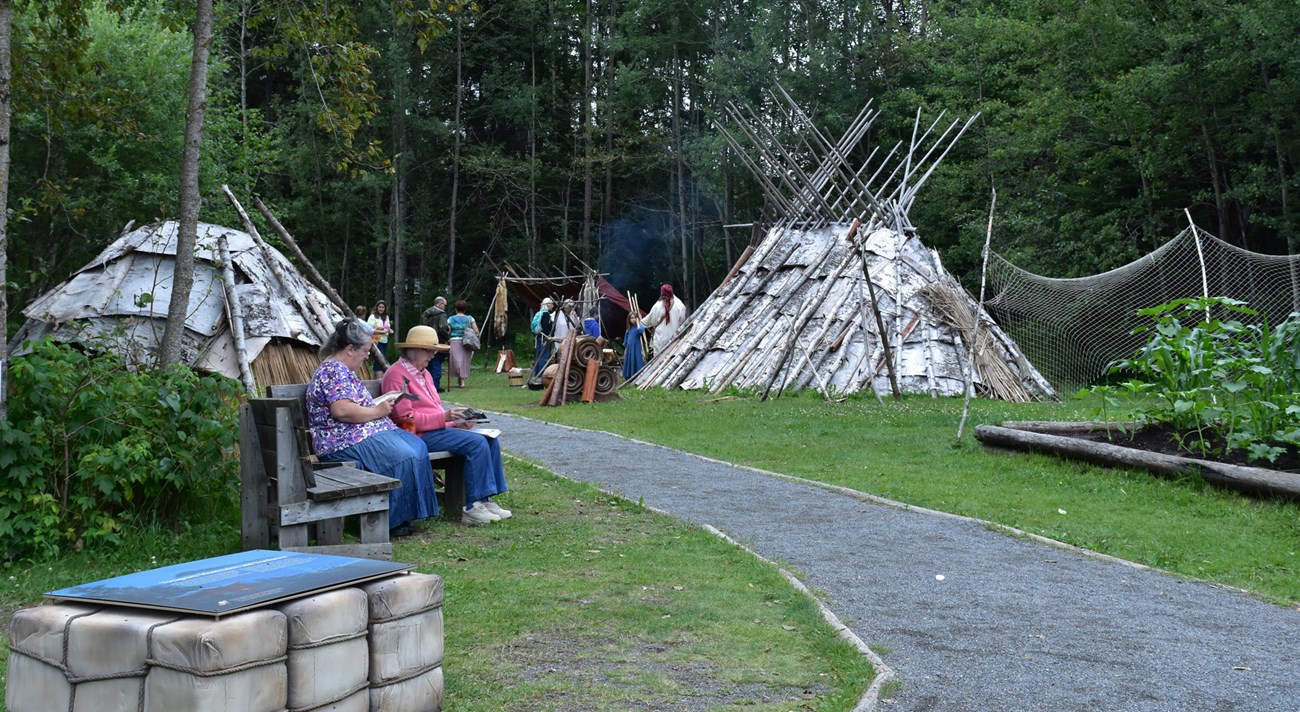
[{"left": 504, "top": 272, "right": 644, "bottom": 341}]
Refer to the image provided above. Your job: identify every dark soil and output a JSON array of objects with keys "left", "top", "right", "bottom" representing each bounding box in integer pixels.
[{"left": 1071, "top": 423, "right": 1300, "bottom": 472}]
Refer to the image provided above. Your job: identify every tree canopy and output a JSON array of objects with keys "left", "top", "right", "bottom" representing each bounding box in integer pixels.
[{"left": 3, "top": 0, "right": 1297, "bottom": 338}]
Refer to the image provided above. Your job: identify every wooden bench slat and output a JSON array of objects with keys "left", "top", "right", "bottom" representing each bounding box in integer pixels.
[{"left": 309, "top": 466, "right": 402, "bottom": 500}]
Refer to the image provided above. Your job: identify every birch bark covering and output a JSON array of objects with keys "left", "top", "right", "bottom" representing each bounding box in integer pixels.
[
  {"left": 632, "top": 89, "right": 1053, "bottom": 401},
  {"left": 10, "top": 220, "right": 346, "bottom": 384}
]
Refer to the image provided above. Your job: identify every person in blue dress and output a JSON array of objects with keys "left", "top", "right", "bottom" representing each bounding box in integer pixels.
[
  {"left": 305, "top": 318, "right": 440, "bottom": 536},
  {"left": 622, "top": 312, "right": 646, "bottom": 379}
]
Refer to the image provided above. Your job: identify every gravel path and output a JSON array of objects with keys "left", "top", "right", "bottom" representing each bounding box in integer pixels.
[{"left": 492, "top": 412, "right": 1300, "bottom": 711}]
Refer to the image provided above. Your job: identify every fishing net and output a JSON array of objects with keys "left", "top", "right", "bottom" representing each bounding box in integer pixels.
[{"left": 985, "top": 226, "right": 1300, "bottom": 391}]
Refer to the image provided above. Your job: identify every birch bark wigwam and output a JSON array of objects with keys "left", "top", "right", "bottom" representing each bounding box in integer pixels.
[{"left": 631, "top": 88, "right": 1055, "bottom": 402}]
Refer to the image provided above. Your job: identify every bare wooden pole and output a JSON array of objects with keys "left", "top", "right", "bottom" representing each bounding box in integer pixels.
[
  {"left": 956, "top": 187, "right": 996, "bottom": 444},
  {"left": 851, "top": 218, "right": 901, "bottom": 400},
  {"left": 253, "top": 196, "right": 351, "bottom": 315},
  {"left": 221, "top": 185, "right": 331, "bottom": 343},
  {"left": 217, "top": 233, "right": 258, "bottom": 396}
]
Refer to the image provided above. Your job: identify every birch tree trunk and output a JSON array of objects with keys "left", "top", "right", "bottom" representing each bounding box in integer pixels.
[
  {"left": 0, "top": 0, "right": 12, "bottom": 419},
  {"left": 159, "top": 0, "right": 214, "bottom": 368}
]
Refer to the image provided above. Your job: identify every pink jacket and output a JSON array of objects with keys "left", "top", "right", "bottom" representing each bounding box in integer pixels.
[{"left": 380, "top": 358, "right": 448, "bottom": 433}]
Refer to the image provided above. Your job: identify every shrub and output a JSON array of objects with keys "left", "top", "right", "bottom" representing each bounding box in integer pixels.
[
  {"left": 1084, "top": 297, "right": 1300, "bottom": 462},
  {"left": 0, "top": 339, "right": 243, "bottom": 560}
]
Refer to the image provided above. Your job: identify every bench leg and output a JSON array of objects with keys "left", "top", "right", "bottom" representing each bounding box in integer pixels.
[
  {"left": 360, "top": 510, "right": 389, "bottom": 544},
  {"left": 439, "top": 460, "right": 467, "bottom": 521},
  {"left": 239, "top": 404, "right": 270, "bottom": 550},
  {"left": 316, "top": 518, "right": 344, "bottom": 546},
  {"left": 279, "top": 521, "right": 309, "bottom": 549}
]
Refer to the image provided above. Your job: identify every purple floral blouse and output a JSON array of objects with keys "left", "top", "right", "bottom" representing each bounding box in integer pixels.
[{"left": 306, "top": 359, "right": 396, "bottom": 456}]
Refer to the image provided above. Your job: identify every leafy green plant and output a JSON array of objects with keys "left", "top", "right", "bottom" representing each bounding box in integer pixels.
[
  {"left": 0, "top": 339, "right": 243, "bottom": 560},
  {"left": 1084, "top": 297, "right": 1300, "bottom": 461}
]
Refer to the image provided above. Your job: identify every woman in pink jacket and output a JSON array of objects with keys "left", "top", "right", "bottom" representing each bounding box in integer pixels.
[{"left": 382, "top": 326, "right": 510, "bottom": 525}]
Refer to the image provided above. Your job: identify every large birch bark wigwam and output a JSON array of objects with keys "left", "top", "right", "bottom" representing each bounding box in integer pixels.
[{"left": 631, "top": 87, "right": 1056, "bottom": 401}]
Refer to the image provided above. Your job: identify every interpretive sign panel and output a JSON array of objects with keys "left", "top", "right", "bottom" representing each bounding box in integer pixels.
[{"left": 46, "top": 549, "right": 413, "bottom": 617}]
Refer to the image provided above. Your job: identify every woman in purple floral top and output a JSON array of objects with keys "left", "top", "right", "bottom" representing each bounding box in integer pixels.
[{"left": 307, "top": 318, "right": 439, "bottom": 533}]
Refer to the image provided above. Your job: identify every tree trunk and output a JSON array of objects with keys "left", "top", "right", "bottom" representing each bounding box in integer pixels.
[
  {"left": 0, "top": 0, "right": 12, "bottom": 419},
  {"left": 159, "top": 0, "right": 214, "bottom": 368},
  {"left": 447, "top": 13, "right": 463, "bottom": 293},
  {"left": 528, "top": 44, "right": 538, "bottom": 270},
  {"left": 673, "top": 44, "right": 688, "bottom": 295},
  {"left": 603, "top": 0, "right": 616, "bottom": 225},
  {"left": 237, "top": 0, "right": 252, "bottom": 194},
  {"left": 581, "top": 0, "right": 593, "bottom": 264},
  {"left": 390, "top": 9, "right": 409, "bottom": 336}
]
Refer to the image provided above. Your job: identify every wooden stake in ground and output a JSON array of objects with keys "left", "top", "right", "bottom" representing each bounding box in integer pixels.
[{"left": 956, "top": 187, "right": 995, "bottom": 445}]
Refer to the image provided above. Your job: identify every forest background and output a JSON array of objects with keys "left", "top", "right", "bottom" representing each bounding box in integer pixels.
[{"left": 3, "top": 0, "right": 1298, "bottom": 341}]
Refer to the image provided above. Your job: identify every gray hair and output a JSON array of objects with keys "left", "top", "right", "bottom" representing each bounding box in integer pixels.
[
  {"left": 435, "top": 296, "right": 447, "bottom": 306},
  {"left": 320, "top": 318, "right": 373, "bottom": 357}
]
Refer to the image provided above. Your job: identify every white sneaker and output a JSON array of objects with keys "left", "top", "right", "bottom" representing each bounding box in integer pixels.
[
  {"left": 461, "top": 501, "right": 499, "bottom": 525},
  {"left": 484, "top": 500, "right": 512, "bottom": 520}
]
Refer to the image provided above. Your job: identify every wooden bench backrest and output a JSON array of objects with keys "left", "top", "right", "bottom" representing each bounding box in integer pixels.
[{"left": 264, "top": 379, "right": 382, "bottom": 451}]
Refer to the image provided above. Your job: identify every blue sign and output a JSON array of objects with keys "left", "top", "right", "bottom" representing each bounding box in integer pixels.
[{"left": 46, "top": 550, "right": 413, "bottom": 617}]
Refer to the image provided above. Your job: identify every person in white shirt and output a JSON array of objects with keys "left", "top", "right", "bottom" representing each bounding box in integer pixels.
[
  {"left": 551, "top": 298, "right": 579, "bottom": 342},
  {"left": 643, "top": 283, "right": 688, "bottom": 356}
]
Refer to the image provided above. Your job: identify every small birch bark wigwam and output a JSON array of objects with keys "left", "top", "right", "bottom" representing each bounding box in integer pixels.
[
  {"left": 631, "top": 87, "right": 1056, "bottom": 401},
  {"left": 8, "top": 219, "right": 349, "bottom": 388}
]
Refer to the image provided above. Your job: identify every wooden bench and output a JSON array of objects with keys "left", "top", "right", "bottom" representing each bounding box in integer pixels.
[{"left": 239, "top": 380, "right": 467, "bottom": 560}]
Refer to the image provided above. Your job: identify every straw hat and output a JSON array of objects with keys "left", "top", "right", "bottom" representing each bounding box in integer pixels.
[{"left": 396, "top": 325, "right": 450, "bottom": 352}]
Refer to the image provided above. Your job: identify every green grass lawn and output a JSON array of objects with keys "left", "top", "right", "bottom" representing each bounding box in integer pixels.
[
  {"left": 6, "top": 352, "right": 1299, "bottom": 709},
  {"left": 0, "top": 459, "right": 873, "bottom": 711},
  {"left": 460, "top": 356, "right": 1300, "bottom": 606}
]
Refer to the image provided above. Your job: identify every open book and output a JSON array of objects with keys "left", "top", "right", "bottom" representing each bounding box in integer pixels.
[
  {"left": 374, "top": 391, "right": 419, "bottom": 406},
  {"left": 471, "top": 428, "right": 501, "bottom": 439}
]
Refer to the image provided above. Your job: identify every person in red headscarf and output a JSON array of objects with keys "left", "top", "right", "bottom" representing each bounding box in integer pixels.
[{"left": 643, "top": 283, "right": 688, "bottom": 357}]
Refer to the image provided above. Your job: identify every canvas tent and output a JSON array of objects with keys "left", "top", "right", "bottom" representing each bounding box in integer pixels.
[
  {"left": 631, "top": 89, "right": 1054, "bottom": 402},
  {"left": 9, "top": 220, "right": 346, "bottom": 388},
  {"left": 503, "top": 269, "right": 642, "bottom": 340}
]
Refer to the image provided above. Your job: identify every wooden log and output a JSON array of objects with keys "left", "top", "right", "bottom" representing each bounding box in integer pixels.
[
  {"left": 974, "top": 424, "right": 1300, "bottom": 500},
  {"left": 853, "top": 221, "right": 901, "bottom": 400},
  {"left": 217, "top": 233, "right": 258, "bottom": 396},
  {"left": 253, "top": 196, "right": 349, "bottom": 315},
  {"left": 254, "top": 195, "right": 391, "bottom": 368},
  {"left": 999, "top": 421, "right": 1136, "bottom": 434}
]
